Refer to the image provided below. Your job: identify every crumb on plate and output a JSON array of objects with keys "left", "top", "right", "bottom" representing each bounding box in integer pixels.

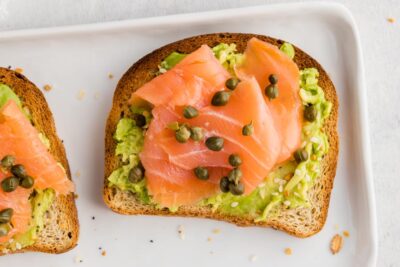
[
  {"left": 387, "top": 17, "right": 395, "bottom": 23},
  {"left": 330, "top": 234, "right": 343, "bottom": 255},
  {"left": 284, "top": 247, "right": 292, "bottom": 255},
  {"left": 43, "top": 84, "right": 52, "bottom": 92},
  {"left": 178, "top": 225, "right": 185, "bottom": 240},
  {"left": 207, "top": 237, "right": 212, "bottom": 242},
  {"left": 249, "top": 255, "right": 257, "bottom": 262},
  {"left": 101, "top": 250, "right": 106, "bottom": 256},
  {"left": 15, "top": 68, "right": 23, "bottom": 74},
  {"left": 108, "top": 73, "right": 114, "bottom": 79},
  {"left": 343, "top": 230, "right": 350, "bottom": 237},
  {"left": 212, "top": 228, "right": 221, "bottom": 234},
  {"left": 74, "top": 255, "right": 83, "bottom": 263},
  {"left": 77, "top": 90, "right": 86, "bottom": 100}
]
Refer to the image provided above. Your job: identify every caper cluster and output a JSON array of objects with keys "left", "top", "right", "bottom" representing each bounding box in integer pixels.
[
  {"left": 265, "top": 74, "right": 279, "bottom": 100},
  {"left": 1, "top": 155, "right": 35, "bottom": 193},
  {"left": 219, "top": 154, "right": 245, "bottom": 195},
  {"left": 172, "top": 122, "right": 205, "bottom": 143},
  {"left": 211, "top": 78, "right": 241, "bottom": 106}
]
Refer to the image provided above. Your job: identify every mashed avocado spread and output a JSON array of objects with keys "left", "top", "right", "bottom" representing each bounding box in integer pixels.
[
  {"left": 0, "top": 84, "right": 56, "bottom": 250},
  {"left": 107, "top": 43, "right": 332, "bottom": 221}
]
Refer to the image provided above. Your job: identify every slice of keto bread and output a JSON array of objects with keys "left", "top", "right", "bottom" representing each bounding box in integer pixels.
[
  {"left": 103, "top": 33, "right": 339, "bottom": 238},
  {"left": 0, "top": 68, "right": 79, "bottom": 254}
]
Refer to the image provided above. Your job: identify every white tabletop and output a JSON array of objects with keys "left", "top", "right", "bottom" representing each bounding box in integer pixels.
[{"left": 0, "top": 0, "right": 399, "bottom": 266}]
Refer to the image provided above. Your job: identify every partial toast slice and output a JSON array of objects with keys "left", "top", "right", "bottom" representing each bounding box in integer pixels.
[
  {"left": 103, "top": 33, "right": 339, "bottom": 237},
  {"left": 0, "top": 68, "right": 79, "bottom": 254}
]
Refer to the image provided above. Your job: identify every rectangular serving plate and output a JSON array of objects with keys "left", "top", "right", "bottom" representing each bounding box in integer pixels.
[{"left": 0, "top": 2, "right": 377, "bottom": 267}]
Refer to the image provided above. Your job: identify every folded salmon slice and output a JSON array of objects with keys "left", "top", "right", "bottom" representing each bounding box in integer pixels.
[
  {"left": 141, "top": 108, "right": 226, "bottom": 207},
  {"left": 236, "top": 37, "right": 302, "bottom": 163},
  {"left": 156, "top": 78, "right": 281, "bottom": 194},
  {"left": 0, "top": 100, "right": 74, "bottom": 242},
  {"left": 130, "top": 45, "right": 230, "bottom": 109}
]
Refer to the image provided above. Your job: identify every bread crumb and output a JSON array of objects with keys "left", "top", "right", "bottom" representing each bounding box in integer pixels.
[
  {"left": 230, "top": 201, "right": 239, "bottom": 208},
  {"left": 178, "top": 225, "right": 185, "bottom": 240},
  {"left": 212, "top": 228, "right": 221, "bottom": 234},
  {"left": 15, "top": 68, "right": 23, "bottom": 74},
  {"left": 284, "top": 248, "right": 292, "bottom": 255},
  {"left": 249, "top": 255, "right": 258, "bottom": 262},
  {"left": 74, "top": 193, "right": 79, "bottom": 199},
  {"left": 101, "top": 250, "right": 106, "bottom": 256},
  {"left": 77, "top": 90, "right": 86, "bottom": 100},
  {"left": 387, "top": 17, "right": 395, "bottom": 23},
  {"left": 43, "top": 84, "right": 52, "bottom": 92},
  {"left": 207, "top": 237, "right": 212, "bottom": 242},
  {"left": 108, "top": 73, "right": 114, "bottom": 79},
  {"left": 330, "top": 234, "right": 343, "bottom": 254},
  {"left": 74, "top": 255, "right": 83, "bottom": 263},
  {"left": 343, "top": 230, "right": 350, "bottom": 237},
  {"left": 75, "top": 171, "right": 81, "bottom": 177}
]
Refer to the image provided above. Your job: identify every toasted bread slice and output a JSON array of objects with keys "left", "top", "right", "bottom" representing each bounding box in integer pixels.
[
  {"left": 103, "top": 33, "right": 339, "bottom": 237},
  {"left": 0, "top": 68, "right": 79, "bottom": 254}
]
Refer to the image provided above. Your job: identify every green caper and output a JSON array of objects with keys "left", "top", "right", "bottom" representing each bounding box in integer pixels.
[
  {"left": 20, "top": 176, "right": 34, "bottom": 189},
  {"left": 133, "top": 114, "right": 147, "bottom": 127},
  {"left": 129, "top": 166, "right": 144, "bottom": 183},
  {"left": 205, "top": 136, "right": 224, "bottom": 151},
  {"left": 304, "top": 105, "right": 317, "bottom": 122},
  {"left": 228, "top": 154, "right": 242, "bottom": 167},
  {"left": 0, "top": 224, "right": 10, "bottom": 237},
  {"left": 190, "top": 127, "right": 204, "bottom": 141},
  {"left": 183, "top": 106, "right": 199, "bottom": 119},
  {"left": 11, "top": 164, "right": 27, "bottom": 179},
  {"left": 211, "top": 91, "right": 230, "bottom": 106},
  {"left": 268, "top": 74, "right": 278, "bottom": 85},
  {"left": 225, "top": 78, "right": 240, "bottom": 90},
  {"left": 229, "top": 181, "right": 245, "bottom": 195},
  {"left": 227, "top": 168, "right": 243, "bottom": 184},
  {"left": 1, "top": 177, "right": 19, "bottom": 192},
  {"left": 194, "top": 167, "right": 209, "bottom": 180},
  {"left": 0, "top": 208, "right": 13, "bottom": 224},
  {"left": 175, "top": 125, "right": 191, "bottom": 143},
  {"left": 219, "top": 177, "right": 230, "bottom": 193},
  {"left": 242, "top": 122, "right": 254, "bottom": 136},
  {"left": 265, "top": 84, "right": 278, "bottom": 100},
  {"left": 294, "top": 149, "right": 308, "bottom": 163},
  {"left": 1, "top": 155, "right": 15, "bottom": 169}
]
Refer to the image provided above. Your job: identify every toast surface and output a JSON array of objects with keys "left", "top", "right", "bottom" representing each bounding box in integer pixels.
[
  {"left": 0, "top": 68, "right": 79, "bottom": 254},
  {"left": 103, "top": 33, "right": 339, "bottom": 237}
]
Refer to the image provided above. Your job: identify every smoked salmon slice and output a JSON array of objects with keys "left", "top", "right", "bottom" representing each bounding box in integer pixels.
[
  {"left": 0, "top": 100, "right": 74, "bottom": 242},
  {"left": 133, "top": 38, "right": 302, "bottom": 208},
  {"left": 155, "top": 78, "right": 281, "bottom": 194},
  {"left": 236, "top": 37, "right": 302, "bottom": 163},
  {"left": 141, "top": 108, "right": 226, "bottom": 207},
  {"left": 130, "top": 45, "right": 230, "bottom": 109}
]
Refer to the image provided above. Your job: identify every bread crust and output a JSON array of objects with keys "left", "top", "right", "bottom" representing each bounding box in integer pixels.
[
  {"left": 103, "top": 33, "right": 339, "bottom": 237},
  {"left": 0, "top": 68, "right": 79, "bottom": 254}
]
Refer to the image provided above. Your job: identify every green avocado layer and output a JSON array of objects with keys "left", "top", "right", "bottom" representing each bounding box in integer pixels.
[
  {"left": 107, "top": 43, "right": 332, "bottom": 220},
  {"left": 0, "top": 84, "right": 57, "bottom": 250}
]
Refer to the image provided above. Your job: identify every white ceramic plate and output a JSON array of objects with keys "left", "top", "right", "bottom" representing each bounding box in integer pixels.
[{"left": 0, "top": 2, "right": 377, "bottom": 267}]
